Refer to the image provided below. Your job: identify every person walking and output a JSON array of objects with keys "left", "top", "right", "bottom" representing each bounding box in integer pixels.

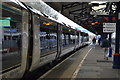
[
  {"left": 92, "top": 37, "right": 96, "bottom": 48},
  {"left": 102, "top": 38, "right": 111, "bottom": 60}
]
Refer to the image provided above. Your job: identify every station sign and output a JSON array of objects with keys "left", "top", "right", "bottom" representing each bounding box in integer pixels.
[
  {"left": 103, "top": 23, "right": 116, "bottom": 33},
  {"left": 90, "top": 11, "right": 109, "bottom": 15}
]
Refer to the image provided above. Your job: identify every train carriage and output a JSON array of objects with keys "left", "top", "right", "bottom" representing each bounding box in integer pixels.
[{"left": 0, "top": 0, "right": 89, "bottom": 79}]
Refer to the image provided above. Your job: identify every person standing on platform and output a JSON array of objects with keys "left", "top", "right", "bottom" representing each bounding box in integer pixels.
[
  {"left": 98, "top": 38, "right": 101, "bottom": 45},
  {"left": 92, "top": 37, "right": 96, "bottom": 48},
  {"left": 102, "top": 38, "right": 111, "bottom": 60}
]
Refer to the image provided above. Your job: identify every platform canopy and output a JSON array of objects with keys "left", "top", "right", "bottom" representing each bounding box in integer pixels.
[{"left": 45, "top": 1, "right": 117, "bottom": 35}]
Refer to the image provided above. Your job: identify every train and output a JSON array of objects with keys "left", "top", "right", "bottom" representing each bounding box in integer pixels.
[
  {"left": 0, "top": 0, "right": 89, "bottom": 79},
  {"left": 111, "top": 32, "right": 120, "bottom": 51}
]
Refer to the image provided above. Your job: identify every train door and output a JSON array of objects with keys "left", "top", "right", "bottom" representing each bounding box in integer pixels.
[
  {"left": 20, "top": 9, "right": 31, "bottom": 76},
  {"left": 1, "top": 2, "right": 29, "bottom": 78},
  {"left": 78, "top": 32, "right": 82, "bottom": 47},
  {"left": 39, "top": 17, "right": 58, "bottom": 66},
  {"left": 29, "top": 14, "right": 40, "bottom": 71},
  {"left": 60, "top": 26, "right": 75, "bottom": 56},
  {"left": 55, "top": 24, "right": 62, "bottom": 60},
  {"left": 74, "top": 31, "right": 77, "bottom": 49}
]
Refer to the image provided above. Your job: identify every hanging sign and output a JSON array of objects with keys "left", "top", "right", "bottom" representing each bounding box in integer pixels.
[
  {"left": 103, "top": 23, "right": 116, "bottom": 33},
  {"left": 90, "top": 11, "right": 109, "bottom": 15}
]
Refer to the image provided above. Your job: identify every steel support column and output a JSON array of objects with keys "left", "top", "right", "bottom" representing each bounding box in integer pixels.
[
  {"left": 113, "top": 2, "right": 120, "bottom": 69},
  {"left": 108, "top": 33, "right": 112, "bottom": 57},
  {"left": 108, "top": 15, "right": 112, "bottom": 57}
]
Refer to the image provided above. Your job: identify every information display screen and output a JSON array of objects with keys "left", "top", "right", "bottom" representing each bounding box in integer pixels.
[{"left": 0, "top": 20, "right": 10, "bottom": 27}]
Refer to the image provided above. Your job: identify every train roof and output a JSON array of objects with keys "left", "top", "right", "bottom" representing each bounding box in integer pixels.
[
  {"left": 17, "top": 2, "right": 80, "bottom": 31},
  {"left": 2, "top": 0, "right": 88, "bottom": 34}
]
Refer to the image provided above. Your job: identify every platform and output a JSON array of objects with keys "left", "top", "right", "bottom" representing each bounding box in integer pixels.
[
  {"left": 76, "top": 45, "right": 120, "bottom": 78},
  {"left": 38, "top": 44, "right": 120, "bottom": 79}
]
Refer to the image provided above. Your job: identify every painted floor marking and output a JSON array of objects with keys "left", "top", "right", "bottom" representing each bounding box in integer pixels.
[{"left": 71, "top": 47, "right": 92, "bottom": 79}]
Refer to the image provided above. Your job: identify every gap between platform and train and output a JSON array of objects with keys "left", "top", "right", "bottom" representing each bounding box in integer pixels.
[{"left": 39, "top": 47, "right": 92, "bottom": 79}]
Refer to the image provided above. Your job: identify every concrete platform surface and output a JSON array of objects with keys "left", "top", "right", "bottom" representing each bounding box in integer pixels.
[
  {"left": 76, "top": 45, "right": 120, "bottom": 79},
  {"left": 38, "top": 45, "right": 120, "bottom": 80}
]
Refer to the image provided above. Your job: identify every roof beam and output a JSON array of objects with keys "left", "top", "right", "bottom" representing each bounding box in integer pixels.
[
  {"left": 69, "top": 5, "right": 91, "bottom": 14},
  {"left": 62, "top": 2, "right": 82, "bottom": 10},
  {"left": 69, "top": 7, "right": 86, "bottom": 13},
  {"left": 69, "top": 8, "right": 87, "bottom": 15}
]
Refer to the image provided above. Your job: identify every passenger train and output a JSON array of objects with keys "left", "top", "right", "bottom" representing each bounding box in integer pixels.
[
  {"left": 111, "top": 32, "right": 120, "bottom": 51},
  {"left": 0, "top": 0, "right": 89, "bottom": 79}
]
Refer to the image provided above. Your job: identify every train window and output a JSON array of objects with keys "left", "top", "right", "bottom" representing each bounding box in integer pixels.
[
  {"left": 61, "top": 34, "right": 69, "bottom": 46},
  {"left": 77, "top": 34, "right": 79, "bottom": 43},
  {"left": 1, "top": 3, "right": 22, "bottom": 72},
  {"left": 81, "top": 36, "right": 84, "bottom": 43},
  {"left": 61, "top": 34, "right": 65, "bottom": 46},
  {"left": 65, "top": 34, "right": 69, "bottom": 45},
  {"left": 62, "top": 29, "right": 76, "bottom": 50},
  {"left": 40, "top": 19, "right": 57, "bottom": 57}
]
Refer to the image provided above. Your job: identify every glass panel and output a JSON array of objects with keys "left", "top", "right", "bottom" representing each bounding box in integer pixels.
[
  {"left": 61, "top": 34, "right": 69, "bottom": 46},
  {"left": 70, "top": 35, "right": 76, "bottom": 44},
  {"left": 1, "top": 3, "right": 22, "bottom": 72},
  {"left": 81, "top": 36, "right": 84, "bottom": 43},
  {"left": 62, "top": 33, "right": 75, "bottom": 50},
  {"left": 61, "top": 34, "right": 65, "bottom": 46},
  {"left": 77, "top": 34, "right": 79, "bottom": 43},
  {"left": 65, "top": 35, "right": 69, "bottom": 45},
  {"left": 40, "top": 19, "right": 57, "bottom": 57},
  {"left": 83, "top": 36, "right": 89, "bottom": 42}
]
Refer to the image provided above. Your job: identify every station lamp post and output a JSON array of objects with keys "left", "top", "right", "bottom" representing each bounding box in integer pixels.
[{"left": 113, "top": 2, "right": 120, "bottom": 69}]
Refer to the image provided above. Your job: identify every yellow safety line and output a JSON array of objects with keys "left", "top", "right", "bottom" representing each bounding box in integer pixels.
[
  {"left": 71, "top": 48, "right": 93, "bottom": 79},
  {"left": 0, "top": 63, "right": 21, "bottom": 73}
]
